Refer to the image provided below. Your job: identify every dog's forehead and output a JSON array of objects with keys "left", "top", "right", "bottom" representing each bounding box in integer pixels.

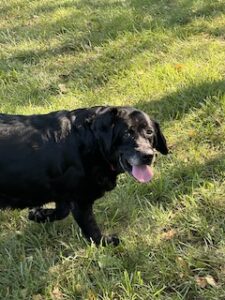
[{"left": 127, "top": 109, "right": 151, "bottom": 128}]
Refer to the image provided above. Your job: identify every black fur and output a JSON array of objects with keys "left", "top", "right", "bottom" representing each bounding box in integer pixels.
[{"left": 0, "top": 106, "right": 168, "bottom": 245}]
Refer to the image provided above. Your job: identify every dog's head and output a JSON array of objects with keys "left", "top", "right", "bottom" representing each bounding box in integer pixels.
[{"left": 91, "top": 106, "right": 168, "bottom": 183}]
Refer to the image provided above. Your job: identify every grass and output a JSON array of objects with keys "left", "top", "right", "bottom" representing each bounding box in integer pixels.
[{"left": 0, "top": 0, "right": 225, "bottom": 299}]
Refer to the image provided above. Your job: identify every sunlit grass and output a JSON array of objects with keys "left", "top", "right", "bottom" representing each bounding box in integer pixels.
[{"left": 0, "top": 0, "right": 225, "bottom": 299}]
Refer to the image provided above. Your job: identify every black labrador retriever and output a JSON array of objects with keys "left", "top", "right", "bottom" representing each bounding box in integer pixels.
[{"left": 0, "top": 106, "right": 168, "bottom": 245}]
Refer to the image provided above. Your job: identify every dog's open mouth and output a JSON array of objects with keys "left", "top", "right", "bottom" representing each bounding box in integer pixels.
[{"left": 119, "top": 156, "right": 153, "bottom": 183}]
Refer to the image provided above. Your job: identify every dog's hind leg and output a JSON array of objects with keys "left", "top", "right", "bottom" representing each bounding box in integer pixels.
[{"left": 28, "top": 202, "right": 70, "bottom": 223}]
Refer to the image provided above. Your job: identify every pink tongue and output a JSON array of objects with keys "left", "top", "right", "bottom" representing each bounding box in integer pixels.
[{"left": 132, "top": 165, "right": 153, "bottom": 183}]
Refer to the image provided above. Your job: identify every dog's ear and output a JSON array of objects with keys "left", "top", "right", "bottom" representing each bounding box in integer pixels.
[
  {"left": 153, "top": 121, "right": 168, "bottom": 155},
  {"left": 91, "top": 107, "right": 118, "bottom": 157}
]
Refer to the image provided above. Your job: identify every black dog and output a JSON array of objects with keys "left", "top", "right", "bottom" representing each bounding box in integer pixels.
[{"left": 0, "top": 106, "right": 168, "bottom": 245}]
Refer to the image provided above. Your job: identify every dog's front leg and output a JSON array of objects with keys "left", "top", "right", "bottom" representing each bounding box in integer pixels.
[{"left": 71, "top": 202, "right": 119, "bottom": 246}]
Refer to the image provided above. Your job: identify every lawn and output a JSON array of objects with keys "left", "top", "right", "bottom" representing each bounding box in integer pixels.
[{"left": 0, "top": 0, "right": 225, "bottom": 299}]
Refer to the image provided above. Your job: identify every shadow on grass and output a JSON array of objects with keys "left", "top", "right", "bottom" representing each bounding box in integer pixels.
[
  {"left": 137, "top": 79, "right": 225, "bottom": 122},
  {"left": 100, "top": 154, "right": 225, "bottom": 297},
  {"left": 130, "top": 0, "right": 225, "bottom": 27},
  {"left": 1, "top": 32, "right": 172, "bottom": 107},
  {"left": 1, "top": 0, "right": 224, "bottom": 108},
  {"left": 2, "top": 0, "right": 225, "bottom": 63},
  {"left": 0, "top": 1, "right": 225, "bottom": 298},
  {"left": 5, "top": 52, "right": 225, "bottom": 111},
  {"left": 1, "top": 153, "right": 224, "bottom": 298},
  {"left": 0, "top": 215, "right": 84, "bottom": 297},
  {"left": 107, "top": 152, "right": 225, "bottom": 227}
]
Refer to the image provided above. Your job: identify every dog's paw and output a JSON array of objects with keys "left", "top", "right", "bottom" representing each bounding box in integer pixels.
[
  {"left": 28, "top": 208, "right": 53, "bottom": 223},
  {"left": 102, "top": 234, "right": 120, "bottom": 246}
]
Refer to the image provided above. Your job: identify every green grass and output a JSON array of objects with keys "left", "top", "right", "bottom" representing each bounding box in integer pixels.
[{"left": 0, "top": 0, "right": 225, "bottom": 299}]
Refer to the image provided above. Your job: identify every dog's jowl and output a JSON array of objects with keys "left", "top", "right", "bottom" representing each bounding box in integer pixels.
[{"left": 0, "top": 106, "right": 168, "bottom": 246}]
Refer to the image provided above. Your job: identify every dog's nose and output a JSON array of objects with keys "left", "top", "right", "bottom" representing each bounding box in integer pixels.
[{"left": 140, "top": 152, "right": 154, "bottom": 165}]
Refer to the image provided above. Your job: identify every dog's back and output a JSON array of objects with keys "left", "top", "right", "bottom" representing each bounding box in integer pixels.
[{"left": 0, "top": 111, "right": 74, "bottom": 209}]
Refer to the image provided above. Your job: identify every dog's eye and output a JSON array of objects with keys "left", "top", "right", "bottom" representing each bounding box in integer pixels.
[
  {"left": 146, "top": 129, "right": 153, "bottom": 136},
  {"left": 124, "top": 131, "right": 131, "bottom": 138}
]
